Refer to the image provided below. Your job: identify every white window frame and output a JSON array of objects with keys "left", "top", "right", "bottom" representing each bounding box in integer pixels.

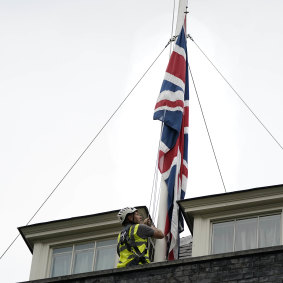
[
  {"left": 49, "top": 238, "right": 117, "bottom": 277},
  {"left": 210, "top": 212, "right": 282, "bottom": 254}
]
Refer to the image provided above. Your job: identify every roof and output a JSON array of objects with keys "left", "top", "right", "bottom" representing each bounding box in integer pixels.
[
  {"left": 179, "top": 235, "right": 192, "bottom": 259},
  {"left": 19, "top": 206, "right": 150, "bottom": 253}
]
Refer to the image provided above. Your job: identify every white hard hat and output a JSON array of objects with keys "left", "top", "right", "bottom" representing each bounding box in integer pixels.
[{"left": 117, "top": 207, "right": 137, "bottom": 224}]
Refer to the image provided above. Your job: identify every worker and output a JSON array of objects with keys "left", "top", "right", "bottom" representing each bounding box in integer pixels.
[{"left": 116, "top": 207, "right": 164, "bottom": 268}]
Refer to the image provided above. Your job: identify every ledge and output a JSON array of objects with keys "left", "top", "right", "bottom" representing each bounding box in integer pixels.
[{"left": 21, "top": 245, "right": 283, "bottom": 282}]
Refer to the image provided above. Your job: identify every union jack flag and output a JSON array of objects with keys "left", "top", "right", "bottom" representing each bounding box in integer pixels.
[{"left": 153, "top": 26, "right": 189, "bottom": 260}]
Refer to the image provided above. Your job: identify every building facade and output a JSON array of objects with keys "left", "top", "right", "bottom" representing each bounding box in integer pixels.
[{"left": 19, "top": 184, "right": 283, "bottom": 282}]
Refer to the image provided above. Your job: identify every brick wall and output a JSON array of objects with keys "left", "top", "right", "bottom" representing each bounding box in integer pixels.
[{"left": 22, "top": 246, "right": 283, "bottom": 283}]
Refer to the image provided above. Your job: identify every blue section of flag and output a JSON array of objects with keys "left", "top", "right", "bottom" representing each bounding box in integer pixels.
[{"left": 160, "top": 80, "right": 183, "bottom": 94}]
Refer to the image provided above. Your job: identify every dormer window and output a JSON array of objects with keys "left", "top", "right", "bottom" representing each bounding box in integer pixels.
[
  {"left": 50, "top": 239, "right": 117, "bottom": 277},
  {"left": 18, "top": 206, "right": 150, "bottom": 281},
  {"left": 211, "top": 214, "right": 281, "bottom": 254},
  {"left": 178, "top": 185, "right": 283, "bottom": 257}
]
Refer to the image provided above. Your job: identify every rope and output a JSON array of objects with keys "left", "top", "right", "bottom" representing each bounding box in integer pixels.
[
  {"left": 0, "top": 43, "right": 169, "bottom": 262},
  {"left": 169, "top": 0, "right": 176, "bottom": 56},
  {"left": 149, "top": 0, "right": 177, "bottom": 224},
  {"left": 188, "top": 61, "right": 227, "bottom": 193},
  {"left": 188, "top": 35, "right": 283, "bottom": 152},
  {"left": 149, "top": 124, "right": 163, "bottom": 223}
]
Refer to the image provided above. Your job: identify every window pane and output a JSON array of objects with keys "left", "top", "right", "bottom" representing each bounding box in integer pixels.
[
  {"left": 95, "top": 245, "right": 116, "bottom": 271},
  {"left": 235, "top": 218, "right": 257, "bottom": 251},
  {"left": 259, "top": 214, "right": 280, "bottom": 248},
  {"left": 51, "top": 252, "right": 72, "bottom": 277},
  {"left": 212, "top": 221, "right": 234, "bottom": 254},
  {"left": 96, "top": 239, "right": 116, "bottom": 248},
  {"left": 75, "top": 243, "right": 94, "bottom": 251},
  {"left": 73, "top": 249, "right": 94, "bottom": 274},
  {"left": 53, "top": 246, "right": 72, "bottom": 254}
]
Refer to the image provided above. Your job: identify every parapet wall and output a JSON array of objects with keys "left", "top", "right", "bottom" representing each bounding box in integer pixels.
[{"left": 22, "top": 245, "right": 283, "bottom": 283}]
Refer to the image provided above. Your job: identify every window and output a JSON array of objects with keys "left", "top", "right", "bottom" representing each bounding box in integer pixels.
[
  {"left": 212, "top": 221, "right": 234, "bottom": 254},
  {"left": 211, "top": 214, "right": 281, "bottom": 254},
  {"left": 50, "top": 239, "right": 116, "bottom": 277}
]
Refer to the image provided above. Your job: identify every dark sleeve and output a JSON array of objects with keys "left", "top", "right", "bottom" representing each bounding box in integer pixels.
[{"left": 136, "top": 224, "right": 154, "bottom": 238}]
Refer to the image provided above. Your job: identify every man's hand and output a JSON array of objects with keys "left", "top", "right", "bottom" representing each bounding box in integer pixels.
[{"left": 143, "top": 218, "right": 153, "bottom": 227}]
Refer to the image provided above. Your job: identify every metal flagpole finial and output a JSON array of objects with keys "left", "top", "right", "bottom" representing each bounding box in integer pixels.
[
  {"left": 184, "top": 6, "right": 189, "bottom": 14},
  {"left": 184, "top": 6, "right": 189, "bottom": 37}
]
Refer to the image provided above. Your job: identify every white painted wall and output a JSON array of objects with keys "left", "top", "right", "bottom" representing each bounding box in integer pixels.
[{"left": 29, "top": 243, "right": 50, "bottom": 280}]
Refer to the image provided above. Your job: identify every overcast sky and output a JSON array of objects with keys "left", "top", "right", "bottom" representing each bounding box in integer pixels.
[{"left": 1, "top": 0, "right": 283, "bottom": 282}]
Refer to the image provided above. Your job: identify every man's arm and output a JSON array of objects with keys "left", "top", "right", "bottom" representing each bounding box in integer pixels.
[
  {"left": 143, "top": 218, "right": 164, "bottom": 239},
  {"left": 151, "top": 226, "right": 164, "bottom": 239}
]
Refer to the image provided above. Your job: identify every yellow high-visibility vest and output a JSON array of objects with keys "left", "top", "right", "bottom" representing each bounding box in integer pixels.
[{"left": 117, "top": 224, "right": 150, "bottom": 268}]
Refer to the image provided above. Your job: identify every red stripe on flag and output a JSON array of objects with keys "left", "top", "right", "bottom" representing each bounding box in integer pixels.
[
  {"left": 154, "top": 99, "right": 184, "bottom": 110},
  {"left": 166, "top": 51, "right": 186, "bottom": 84},
  {"left": 158, "top": 143, "right": 179, "bottom": 173},
  {"left": 165, "top": 213, "right": 171, "bottom": 236},
  {"left": 182, "top": 164, "right": 188, "bottom": 178},
  {"left": 168, "top": 250, "right": 174, "bottom": 261},
  {"left": 184, "top": 106, "right": 189, "bottom": 127}
]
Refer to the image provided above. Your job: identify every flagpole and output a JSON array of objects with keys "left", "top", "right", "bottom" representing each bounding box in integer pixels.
[
  {"left": 153, "top": 0, "right": 188, "bottom": 262},
  {"left": 174, "top": 0, "right": 188, "bottom": 37},
  {"left": 153, "top": 177, "right": 167, "bottom": 262}
]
